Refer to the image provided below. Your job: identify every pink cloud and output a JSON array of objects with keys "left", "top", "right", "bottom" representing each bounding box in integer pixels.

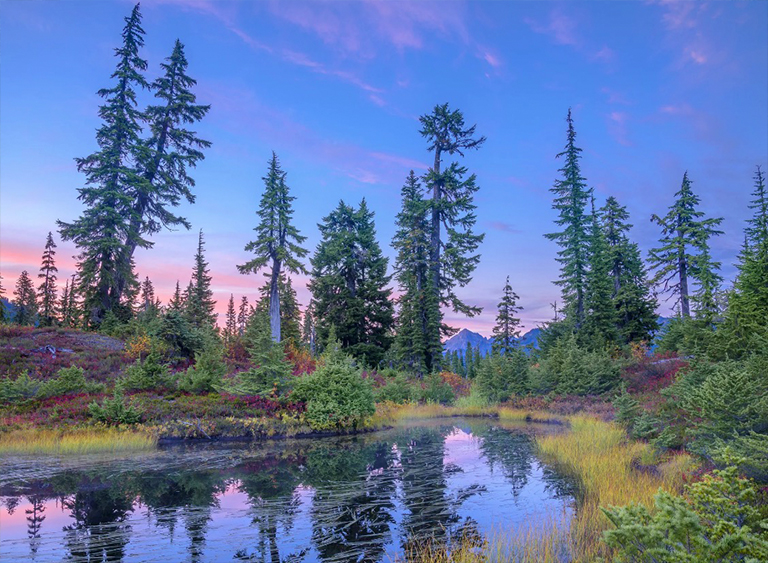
[
  {"left": 488, "top": 221, "right": 521, "bottom": 234},
  {"left": 592, "top": 45, "right": 616, "bottom": 64},
  {"left": 480, "top": 49, "right": 503, "bottom": 68},
  {"left": 655, "top": 0, "right": 700, "bottom": 30},
  {"left": 601, "top": 87, "right": 631, "bottom": 105},
  {"left": 607, "top": 111, "right": 632, "bottom": 147},
  {"left": 686, "top": 47, "right": 707, "bottom": 64}
]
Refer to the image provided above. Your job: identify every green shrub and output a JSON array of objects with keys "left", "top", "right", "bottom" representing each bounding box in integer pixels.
[
  {"left": 603, "top": 461, "right": 768, "bottom": 561},
  {"left": 418, "top": 372, "right": 455, "bottom": 405},
  {"left": 0, "top": 371, "right": 41, "bottom": 403},
  {"left": 88, "top": 389, "right": 142, "bottom": 425},
  {"left": 631, "top": 411, "right": 660, "bottom": 440},
  {"left": 454, "top": 386, "right": 490, "bottom": 409},
  {"left": 119, "top": 350, "right": 173, "bottom": 391},
  {"left": 291, "top": 360, "right": 375, "bottom": 430},
  {"left": 530, "top": 334, "right": 621, "bottom": 395},
  {"left": 474, "top": 350, "right": 529, "bottom": 403},
  {"left": 39, "top": 366, "right": 104, "bottom": 398},
  {"left": 158, "top": 310, "right": 205, "bottom": 358},
  {"left": 375, "top": 373, "right": 414, "bottom": 404},
  {"left": 612, "top": 384, "right": 640, "bottom": 427},
  {"left": 179, "top": 342, "right": 227, "bottom": 393}
]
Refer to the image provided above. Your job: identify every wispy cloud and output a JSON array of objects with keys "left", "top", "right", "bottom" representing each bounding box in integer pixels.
[
  {"left": 488, "top": 221, "right": 522, "bottom": 234},
  {"left": 607, "top": 111, "right": 632, "bottom": 147},
  {"left": 525, "top": 9, "right": 580, "bottom": 46}
]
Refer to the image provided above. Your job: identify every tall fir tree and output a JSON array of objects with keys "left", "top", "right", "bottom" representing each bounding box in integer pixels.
[
  {"left": 302, "top": 305, "right": 316, "bottom": 354},
  {"left": 59, "top": 279, "right": 70, "bottom": 328},
  {"left": 491, "top": 276, "right": 523, "bottom": 356},
  {"left": 224, "top": 294, "right": 237, "bottom": 342},
  {"left": 168, "top": 280, "right": 184, "bottom": 312},
  {"left": 545, "top": 109, "right": 591, "bottom": 328},
  {"left": 138, "top": 276, "right": 160, "bottom": 319},
  {"left": 14, "top": 271, "right": 38, "bottom": 326},
  {"left": 65, "top": 274, "right": 81, "bottom": 328},
  {"left": 309, "top": 199, "right": 394, "bottom": 366},
  {"left": 721, "top": 166, "right": 768, "bottom": 353},
  {"left": 186, "top": 230, "right": 217, "bottom": 329},
  {"left": 600, "top": 196, "right": 658, "bottom": 343},
  {"left": 37, "top": 232, "right": 59, "bottom": 326},
  {"left": 648, "top": 171, "right": 723, "bottom": 319},
  {"left": 58, "top": 4, "right": 149, "bottom": 326},
  {"left": 238, "top": 153, "right": 307, "bottom": 343},
  {"left": 117, "top": 39, "right": 211, "bottom": 299},
  {"left": 237, "top": 296, "right": 250, "bottom": 336},
  {"left": 745, "top": 165, "right": 767, "bottom": 249},
  {"left": 392, "top": 171, "right": 440, "bottom": 374},
  {"left": 582, "top": 195, "right": 620, "bottom": 345},
  {"left": 0, "top": 274, "right": 6, "bottom": 323},
  {"left": 420, "top": 104, "right": 485, "bottom": 332}
]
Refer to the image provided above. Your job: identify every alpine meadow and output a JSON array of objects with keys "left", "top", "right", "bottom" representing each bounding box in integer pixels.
[{"left": 1, "top": 2, "right": 767, "bottom": 562}]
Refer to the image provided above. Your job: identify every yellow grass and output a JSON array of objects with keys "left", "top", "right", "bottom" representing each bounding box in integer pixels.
[
  {"left": 0, "top": 427, "right": 157, "bottom": 455},
  {"left": 536, "top": 415, "right": 694, "bottom": 561}
]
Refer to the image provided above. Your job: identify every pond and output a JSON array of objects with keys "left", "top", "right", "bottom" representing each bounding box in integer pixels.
[{"left": 0, "top": 419, "right": 577, "bottom": 562}]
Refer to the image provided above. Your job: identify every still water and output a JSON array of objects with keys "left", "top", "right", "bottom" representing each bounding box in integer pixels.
[{"left": 0, "top": 419, "right": 576, "bottom": 562}]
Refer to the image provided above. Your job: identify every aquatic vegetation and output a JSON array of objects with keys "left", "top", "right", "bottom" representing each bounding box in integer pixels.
[{"left": 0, "top": 426, "right": 155, "bottom": 455}]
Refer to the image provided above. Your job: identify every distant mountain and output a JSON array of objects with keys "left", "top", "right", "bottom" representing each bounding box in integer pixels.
[
  {"left": 443, "top": 329, "right": 493, "bottom": 357},
  {"left": 443, "top": 327, "right": 542, "bottom": 357}
]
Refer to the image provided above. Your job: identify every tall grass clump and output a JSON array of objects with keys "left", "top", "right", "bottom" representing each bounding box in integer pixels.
[
  {"left": 0, "top": 427, "right": 156, "bottom": 455},
  {"left": 536, "top": 416, "right": 693, "bottom": 560}
]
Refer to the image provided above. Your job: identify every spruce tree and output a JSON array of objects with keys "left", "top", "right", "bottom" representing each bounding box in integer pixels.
[
  {"left": 58, "top": 4, "right": 149, "bottom": 326},
  {"left": 168, "top": 280, "right": 184, "bottom": 312},
  {"left": 0, "top": 274, "right": 6, "bottom": 323},
  {"left": 309, "top": 199, "right": 394, "bottom": 366},
  {"left": 117, "top": 39, "right": 211, "bottom": 298},
  {"left": 37, "top": 232, "right": 59, "bottom": 326},
  {"left": 392, "top": 171, "right": 441, "bottom": 374},
  {"left": 254, "top": 274, "right": 302, "bottom": 345},
  {"left": 583, "top": 196, "right": 619, "bottom": 345},
  {"left": 13, "top": 271, "right": 38, "bottom": 326},
  {"left": 138, "top": 276, "right": 160, "bottom": 319},
  {"left": 648, "top": 172, "right": 723, "bottom": 319},
  {"left": 745, "top": 165, "right": 767, "bottom": 248},
  {"left": 491, "top": 276, "right": 523, "bottom": 356},
  {"left": 187, "top": 230, "right": 217, "bottom": 329},
  {"left": 237, "top": 296, "right": 250, "bottom": 337},
  {"left": 65, "top": 274, "right": 81, "bottom": 328},
  {"left": 420, "top": 104, "right": 485, "bottom": 329},
  {"left": 224, "top": 294, "right": 237, "bottom": 342},
  {"left": 545, "top": 109, "right": 591, "bottom": 328},
  {"left": 59, "top": 279, "right": 70, "bottom": 328},
  {"left": 302, "top": 306, "right": 316, "bottom": 354},
  {"left": 238, "top": 153, "right": 307, "bottom": 343},
  {"left": 600, "top": 196, "right": 658, "bottom": 343},
  {"left": 719, "top": 166, "right": 768, "bottom": 353}
]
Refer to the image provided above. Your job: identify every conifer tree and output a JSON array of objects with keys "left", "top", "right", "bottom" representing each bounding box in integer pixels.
[
  {"left": 254, "top": 274, "right": 303, "bottom": 345},
  {"left": 138, "top": 276, "right": 160, "bottom": 319},
  {"left": 13, "top": 271, "right": 38, "bottom": 326},
  {"left": 745, "top": 165, "right": 767, "bottom": 249},
  {"left": 583, "top": 196, "right": 619, "bottom": 345},
  {"left": 237, "top": 296, "right": 249, "bottom": 337},
  {"left": 420, "top": 104, "right": 485, "bottom": 329},
  {"left": 600, "top": 196, "right": 658, "bottom": 343},
  {"left": 0, "top": 274, "right": 6, "bottom": 323},
  {"left": 59, "top": 279, "right": 70, "bottom": 327},
  {"left": 168, "top": 280, "right": 184, "bottom": 312},
  {"left": 238, "top": 153, "right": 307, "bottom": 343},
  {"left": 224, "top": 294, "right": 237, "bottom": 342},
  {"left": 302, "top": 305, "right": 316, "bottom": 354},
  {"left": 648, "top": 172, "right": 723, "bottom": 319},
  {"left": 392, "top": 171, "right": 441, "bottom": 374},
  {"left": 309, "top": 199, "right": 394, "bottom": 366},
  {"left": 491, "top": 276, "right": 523, "bottom": 356},
  {"left": 186, "top": 230, "right": 217, "bottom": 329},
  {"left": 545, "top": 109, "right": 591, "bottom": 327},
  {"left": 117, "top": 39, "right": 211, "bottom": 298},
  {"left": 718, "top": 166, "right": 768, "bottom": 353},
  {"left": 464, "top": 342, "right": 476, "bottom": 378},
  {"left": 58, "top": 4, "right": 149, "bottom": 326},
  {"left": 64, "top": 274, "right": 81, "bottom": 328},
  {"left": 37, "top": 232, "right": 59, "bottom": 326}
]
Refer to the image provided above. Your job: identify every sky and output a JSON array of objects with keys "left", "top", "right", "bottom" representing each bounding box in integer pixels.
[{"left": 1, "top": 0, "right": 767, "bottom": 336}]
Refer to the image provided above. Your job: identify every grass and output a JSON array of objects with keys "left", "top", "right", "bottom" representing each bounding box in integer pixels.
[
  {"left": 536, "top": 415, "right": 694, "bottom": 561},
  {"left": 0, "top": 427, "right": 157, "bottom": 455}
]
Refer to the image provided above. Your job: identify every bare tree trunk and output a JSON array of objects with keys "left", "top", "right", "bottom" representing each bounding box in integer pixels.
[{"left": 270, "top": 258, "right": 282, "bottom": 342}]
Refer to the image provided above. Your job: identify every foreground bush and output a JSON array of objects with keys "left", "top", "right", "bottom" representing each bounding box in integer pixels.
[
  {"left": 603, "top": 462, "right": 768, "bottom": 562},
  {"left": 178, "top": 341, "right": 227, "bottom": 393},
  {"left": 474, "top": 349, "right": 529, "bottom": 403},
  {"left": 291, "top": 358, "right": 375, "bottom": 430},
  {"left": 89, "top": 389, "right": 142, "bottom": 425}
]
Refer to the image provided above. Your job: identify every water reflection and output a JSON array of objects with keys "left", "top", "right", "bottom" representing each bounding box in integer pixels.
[{"left": 0, "top": 420, "right": 576, "bottom": 563}]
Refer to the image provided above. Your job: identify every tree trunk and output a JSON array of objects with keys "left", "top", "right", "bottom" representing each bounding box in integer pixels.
[
  {"left": 430, "top": 148, "right": 442, "bottom": 299},
  {"left": 678, "top": 243, "right": 690, "bottom": 318},
  {"left": 270, "top": 258, "right": 282, "bottom": 342}
]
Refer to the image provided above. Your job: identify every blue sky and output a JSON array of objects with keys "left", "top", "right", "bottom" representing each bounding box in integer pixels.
[{"left": 1, "top": 0, "right": 766, "bottom": 334}]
